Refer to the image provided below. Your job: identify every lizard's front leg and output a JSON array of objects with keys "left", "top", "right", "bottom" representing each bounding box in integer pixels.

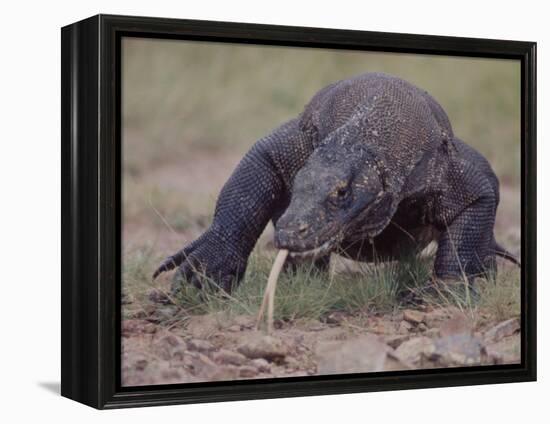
[
  {"left": 153, "top": 118, "right": 314, "bottom": 292},
  {"left": 434, "top": 193, "right": 497, "bottom": 282}
]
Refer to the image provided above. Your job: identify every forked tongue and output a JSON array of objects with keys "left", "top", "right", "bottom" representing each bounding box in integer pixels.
[{"left": 255, "top": 249, "right": 289, "bottom": 333}]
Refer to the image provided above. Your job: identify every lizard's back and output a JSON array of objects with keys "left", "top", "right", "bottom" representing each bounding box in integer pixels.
[{"left": 299, "top": 72, "right": 453, "bottom": 142}]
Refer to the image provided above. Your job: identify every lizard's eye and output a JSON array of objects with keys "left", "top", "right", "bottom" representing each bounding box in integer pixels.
[
  {"left": 329, "top": 185, "right": 351, "bottom": 207},
  {"left": 337, "top": 187, "right": 348, "bottom": 198}
]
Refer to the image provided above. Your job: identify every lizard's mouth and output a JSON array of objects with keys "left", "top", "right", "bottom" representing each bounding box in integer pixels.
[
  {"left": 287, "top": 238, "right": 338, "bottom": 259},
  {"left": 276, "top": 192, "right": 394, "bottom": 258},
  {"left": 275, "top": 224, "right": 343, "bottom": 259}
]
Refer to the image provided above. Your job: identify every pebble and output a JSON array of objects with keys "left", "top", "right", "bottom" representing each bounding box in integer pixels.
[
  {"left": 384, "top": 334, "right": 410, "bottom": 349},
  {"left": 212, "top": 349, "right": 247, "bottom": 366},
  {"left": 398, "top": 320, "right": 413, "bottom": 334},
  {"left": 159, "top": 333, "right": 183, "bottom": 347},
  {"left": 122, "top": 319, "right": 147, "bottom": 337},
  {"left": 251, "top": 358, "right": 271, "bottom": 373},
  {"left": 135, "top": 359, "right": 148, "bottom": 371},
  {"left": 325, "top": 311, "right": 347, "bottom": 324},
  {"left": 433, "top": 333, "right": 483, "bottom": 366},
  {"left": 394, "top": 336, "right": 436, "bottom": 365},
  {"left": 403, "top": 309, "right": 426, "bottom": 324},
  {"left": 239, "top": 366, "right": 259, "bottom": 378},
  {"left": 284, "top": 356, "right": 300, "bottom": 370},
  {"left": 237, "top": 335, "right": 288, "bottom": 361},
  {"left": 423, "top": 308, "right": 453, "bottom": 327},
  {"left": 316, "top": 335, "right": 389, "bottom": 374},
  {"left": 186, "top": 339, "right": 215, "bottom": 353},
  {"left": 484, "top": 318, "right": 520, "bottom": 343}
]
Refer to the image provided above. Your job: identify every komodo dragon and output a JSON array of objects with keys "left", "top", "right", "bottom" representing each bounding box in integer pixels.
[{"left": 153, "top": 73, "right": 519, "bottom": 292}]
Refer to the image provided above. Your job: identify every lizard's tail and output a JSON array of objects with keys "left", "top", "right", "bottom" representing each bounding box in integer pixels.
[{"left": 492, "top": 241, "right": 520, "bottom": 267}]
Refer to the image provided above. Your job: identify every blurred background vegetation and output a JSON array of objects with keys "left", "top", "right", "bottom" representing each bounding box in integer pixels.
[
  {"left": 122, "top": 36, "right": 520, "bottom": 274},
  {"left": 123, "top": 37, "right": 520, "bottom": 180}
]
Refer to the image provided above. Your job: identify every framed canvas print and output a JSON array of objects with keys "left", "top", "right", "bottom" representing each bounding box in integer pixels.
[{"left": 61, "top": 14, "right": 536, "bottom": 409}]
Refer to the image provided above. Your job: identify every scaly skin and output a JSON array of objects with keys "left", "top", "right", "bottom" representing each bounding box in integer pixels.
[{"left": 153, "top": 73, "right": 517, "bottom": 292}]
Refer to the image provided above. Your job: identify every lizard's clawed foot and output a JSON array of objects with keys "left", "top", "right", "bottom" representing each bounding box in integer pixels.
[{"left": 152, "top": 228, "right": 247, "bottom": 294}]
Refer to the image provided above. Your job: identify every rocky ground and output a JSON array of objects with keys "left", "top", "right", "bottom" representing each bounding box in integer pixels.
[{"left": 121, "top": 304, "right": 520, "bottom": 386}]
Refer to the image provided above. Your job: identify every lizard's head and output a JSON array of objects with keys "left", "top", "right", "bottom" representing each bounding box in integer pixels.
[{"left": 274, "top": 142, "right": 393, "bottom": 258}]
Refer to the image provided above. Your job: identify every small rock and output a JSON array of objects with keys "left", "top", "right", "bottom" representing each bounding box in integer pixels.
[
  {"left": 423, "top": 309, "right": 450, "bottom": 327},
  {"left": 325, "top": 311, "right": 347, "bottom": 324},
  {"left": 213, "top": 349, "right": 247, "bottom": 366},
  {"left": 251, "top": 358, "right": 271, "bottom": 372},
  {"left": 369, "top": 319, "right": 395, "bottom": 335},
  {"left": 424, "top": 327, "right": 440, "bottom": 338},
  {"left": 394, "top": 336, "right": 436, "bottom": 365},
  {"left": 144, "top": 304, "right": 157, "bottom": 315},
  {"left": 439, "top": 313, "right": 472, "bottom": 337},
  {"left": 197, "top": 352, "right": 217, "bottom": 367},
  {"left": 135, "top": 358, "right": 148, "bottom": 371},
  {"left": 284, "top": 356, "right": 300, "bottom": 370},
  {"left": 239, "top": 366, "right": 259, "bottom": 378},
  {"left": 131, "top": 310, "right": 149, "bottom": 319},
  {"left": 159, "top": 333, "right": 183, "bottom": 347},
  {"left": 121, "top": 319, "right": 147, "bottom": 337},
  {"left": 403, "top": 309, "right": 425, "bottom": 324},
  {"left": 482, "top": 347, "right": 503, "bottom": 365},
  {"left": 232, "top": 315, "right": 255, "bottom": 329},
  {"left": 208, "top": 366, "right": 240, "bottom": 381},
  {"left": 160, "top": 368, "right": 182, "bottom": 380},
  {"left": 186, "top": 313, "right": 223, "bottom": 338},
  {"left": 296, "top": 345, "right": 308, "bottom": 354},
  {"left": 183, "top": 352, "right": 218, "bottom": 376},
  {"left": 484, "top": 334, "right": 521, "bottom": 365},
  {"left": 484, "top": 318, "right": 520, "bottom": 343},
  {"left": 121, "top": 292, "right": 134, "bottom": 305},
  {"left": 172, "top": 348, "right": 187, "bottom": 361},
  {"left": 418, "top": 323, "right": 428, "bottom": 332},
  {"left": 143, "top": 323, "right": 157, "bottom": 334},
  {"left": 432, "top": 333, "right": 483, "bottom": 366},
  {"left": 393, "top": 311, "right": 404, "bottom": 322},
  {"left": 227, "top": 324, "right": 242, "bottom": 332},
  {"left": 384, "top": 351, "right": 412, "bottom": 371},
  {"left": 152, "top": 333, "right": 185, "bottom": 360},
  {"left": 186, "top": 339, "right": 215, "bottom": 353},
  {"left": 237, "top": 335, "right": 288, "bottom": 361},
  {"left": 273, "top": 319, "right": 285, "bottom": 330},
  {"left": 384, "top": 334, "right": 410, "bottom": 349},
  {"left": 398, "top": 320, "right": 413, "bottom": 334},
  {"left": 316, "top": 334, "right": 389, "bottom": 374}
]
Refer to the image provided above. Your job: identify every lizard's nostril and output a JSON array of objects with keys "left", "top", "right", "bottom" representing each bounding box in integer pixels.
[{"left": 298, "top": 223, "right": 309, "bottom": 234}]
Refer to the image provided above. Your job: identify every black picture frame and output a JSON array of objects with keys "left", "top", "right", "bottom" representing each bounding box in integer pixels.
[{"left": 61, "top": 14, "right": 537, "bottom": 409}]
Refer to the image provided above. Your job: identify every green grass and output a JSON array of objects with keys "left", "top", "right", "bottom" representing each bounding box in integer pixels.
[{"left": 123, "top": 245, "right": 520, "bottom": 326}]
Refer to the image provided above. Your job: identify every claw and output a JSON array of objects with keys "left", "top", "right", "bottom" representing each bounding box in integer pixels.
[
  {"left": 152, "top": 255, "right": 181, "bottom": 280},
  {"left": 153, "top": 236, "right": 205, "bottom": 280}
]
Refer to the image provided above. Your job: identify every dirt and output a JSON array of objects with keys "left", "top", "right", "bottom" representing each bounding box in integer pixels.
[
  {"left": 121, "top": 148, "right": 521, "bottom": 387},
  {"left": 121, "top": 305, "right": 520, "bottom": 386}
]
